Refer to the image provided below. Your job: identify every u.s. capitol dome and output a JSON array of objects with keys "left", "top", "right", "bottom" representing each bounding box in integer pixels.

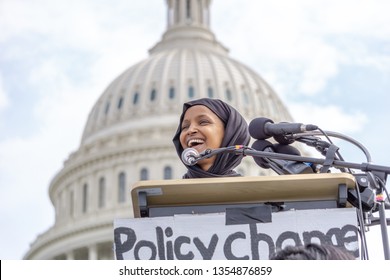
[{"left": 24, "top": 0, "right": 293, "bottom": 260}]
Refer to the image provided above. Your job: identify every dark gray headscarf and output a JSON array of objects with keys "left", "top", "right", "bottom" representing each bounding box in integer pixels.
[{"left": 172, "top": 98, "right": 250, "bottom": 178}]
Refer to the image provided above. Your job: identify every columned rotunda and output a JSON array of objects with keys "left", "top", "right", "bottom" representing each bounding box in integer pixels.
[{"left": 24, "top": 0, "right": 293, "bottom": 260}]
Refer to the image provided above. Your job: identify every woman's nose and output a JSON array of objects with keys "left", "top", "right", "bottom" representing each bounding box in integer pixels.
[{"left": 187, "top": 123, "right": 198, "bottom": 134}]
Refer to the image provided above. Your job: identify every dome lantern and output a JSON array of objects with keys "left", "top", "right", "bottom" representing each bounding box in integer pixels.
[{"left": 150, "top": 0, "right": 229, "bottom": 55}]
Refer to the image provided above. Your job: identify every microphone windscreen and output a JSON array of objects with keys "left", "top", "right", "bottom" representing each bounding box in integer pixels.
[
  {"left": 251, "top": 140, "right": 273, "bottom": 168},
  {"left": 248, "top": 117, "right": 273, "bottom": 140},
  {"left": 273, "top": 144, "right": 301, "bottom": 156},
  {"left": 181, "top": 148, "right": 199, "bottom": 166}
]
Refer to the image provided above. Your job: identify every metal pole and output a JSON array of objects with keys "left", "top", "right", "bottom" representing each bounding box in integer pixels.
[{"left": 378, "top": 200, "right": 390, "bottom": 260}]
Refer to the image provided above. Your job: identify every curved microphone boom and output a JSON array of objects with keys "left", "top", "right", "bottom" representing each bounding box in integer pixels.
[
  {"left": 249, "top": 117, "right": 318, "bottom": 144},
  {"left": 181, "top": 148, "right": 200, "bottom": 166},
  {"left": 181, "top": 146, "right": 247, "bottom": 166}
]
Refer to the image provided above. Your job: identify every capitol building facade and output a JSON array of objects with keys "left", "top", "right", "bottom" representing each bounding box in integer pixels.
[{"left": 24, "top": 0, "right": 293, "bottom": 260}]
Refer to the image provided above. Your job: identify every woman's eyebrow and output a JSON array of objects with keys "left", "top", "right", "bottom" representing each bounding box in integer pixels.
[
  {"left": 181, "top": 119, "right": 189, "bottom": 126},
  {"left": 196, "top": 113, "right": 214, "bottom": 120},
  {"left": 182, "top": 114, "right": 211, "bottom": 123}
]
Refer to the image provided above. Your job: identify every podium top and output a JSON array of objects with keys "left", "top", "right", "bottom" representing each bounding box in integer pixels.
[{"left": 131, "top": 173, "right": 356, "bottom": 218}]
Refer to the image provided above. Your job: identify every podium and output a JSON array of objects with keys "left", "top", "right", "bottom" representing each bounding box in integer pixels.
[
  {"left": 131, "top": 173, "right": 357, "bottom": 218},
  {"left": 114, "top": 173, "right": 359, "bottom": 260}
]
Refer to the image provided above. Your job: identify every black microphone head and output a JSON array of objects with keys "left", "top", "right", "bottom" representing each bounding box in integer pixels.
[
  {"left": 251, "top": 139, "right": 274, "bottom": 169},
  {"left": 273, "top": 144, "right": 301, "bottom": 156},
  {"left": 249, "top": 117, "right": 273, "bottom": 140},
  {"left": 181, "top": 148, "right": 199, "bottom": 166}
]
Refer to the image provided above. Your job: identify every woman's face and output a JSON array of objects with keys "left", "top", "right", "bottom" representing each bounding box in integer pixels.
[{"left": 179, "top": 105, "right": 225, "bottom": 171}]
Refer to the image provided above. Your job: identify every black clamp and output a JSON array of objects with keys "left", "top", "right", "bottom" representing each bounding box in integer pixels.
[
  {"left": 320, "top": 144, "right": 339, "bottom": 173},
  {"left": 337, "top": 184, "right": 348, "bottom": 208},
  {"left": 138, "top": 191, "right": 149, "bottom": 217}
]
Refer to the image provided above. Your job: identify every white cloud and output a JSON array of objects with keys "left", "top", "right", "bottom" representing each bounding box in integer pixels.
[
  {"left": 0, "top": 75, "right": 9, "bottom": 111},
  {"left": 214, "top": 0, "right": 390, "bottom": 98},
  {"left": 306, "top": 0, "right": 390, "bottom": 38},
  {"left": 0, "top": 0, "right": 163, "bottom": 48},
  {"left": 289, "top": 102, "right": 368, "bottom": 133}
]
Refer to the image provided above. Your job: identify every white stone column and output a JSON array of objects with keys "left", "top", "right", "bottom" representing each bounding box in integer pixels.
[
  {"left": 88, "top": 244, "right": 98, "bottom": 260},
  {"left": 66, "top": 250, "right": 74, "bottom": 260}
]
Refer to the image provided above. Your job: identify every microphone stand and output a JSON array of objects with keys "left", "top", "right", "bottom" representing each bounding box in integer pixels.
[
  {"left": 242, "top": 148, "right": 390, "bottom": 174},
  {"left": 372, "top": 176, "right": 390, "bottom": 260},
  {"left": 291, "top": 130, "right": 390, "bottom": 260}
]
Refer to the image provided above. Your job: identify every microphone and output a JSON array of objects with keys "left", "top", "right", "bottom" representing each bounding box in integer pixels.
[
  {"left": 274, "top": 143, "right": 319, "bottom": 172},
  {"left": 181, "top": 148, "right": 200, "bottom": 166},
  {"left": 251, "top": 140, "right": 314, "bottom": 174},
  {"left": 250, "top": 140, "right": 275, "bottom": 169},
  {"left": 181, "top": 146, "right": 241, "bottom": 166},
  {"left": 273, "top": 143, "right": 301, "bottom": 156},
  {"left": 249, "top": 118, "right": 318, "bottom": 143}
]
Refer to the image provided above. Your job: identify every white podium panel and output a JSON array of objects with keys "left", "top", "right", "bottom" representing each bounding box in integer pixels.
[{"left": 114, "top": 208, "right": 359, "bottom": 260}]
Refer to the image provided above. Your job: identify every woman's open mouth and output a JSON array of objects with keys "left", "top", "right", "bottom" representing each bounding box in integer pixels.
[{"left": 187, "top": 138, "right": 206, "bottom": 152}]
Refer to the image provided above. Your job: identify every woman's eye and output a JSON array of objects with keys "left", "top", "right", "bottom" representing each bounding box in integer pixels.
[
  {"left": 181, "top": 122, "right": 190, "bottom": 130},
  {"left": 199, "top": 119, "right": 210, "bottom": 125}
]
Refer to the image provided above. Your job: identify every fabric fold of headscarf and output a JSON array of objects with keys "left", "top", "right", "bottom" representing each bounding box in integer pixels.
[{"left": 172, "top": 98, "right": 250, "bottom": 178}]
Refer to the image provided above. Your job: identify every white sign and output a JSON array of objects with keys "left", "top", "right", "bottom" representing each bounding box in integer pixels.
[{"left": 114, "top": 208, "right": 358, "bottom": 260}]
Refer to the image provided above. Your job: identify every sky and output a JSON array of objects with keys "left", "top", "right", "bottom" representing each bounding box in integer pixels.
[{"left": 0, "top": 0, "right": 389, "bottom": 260}]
